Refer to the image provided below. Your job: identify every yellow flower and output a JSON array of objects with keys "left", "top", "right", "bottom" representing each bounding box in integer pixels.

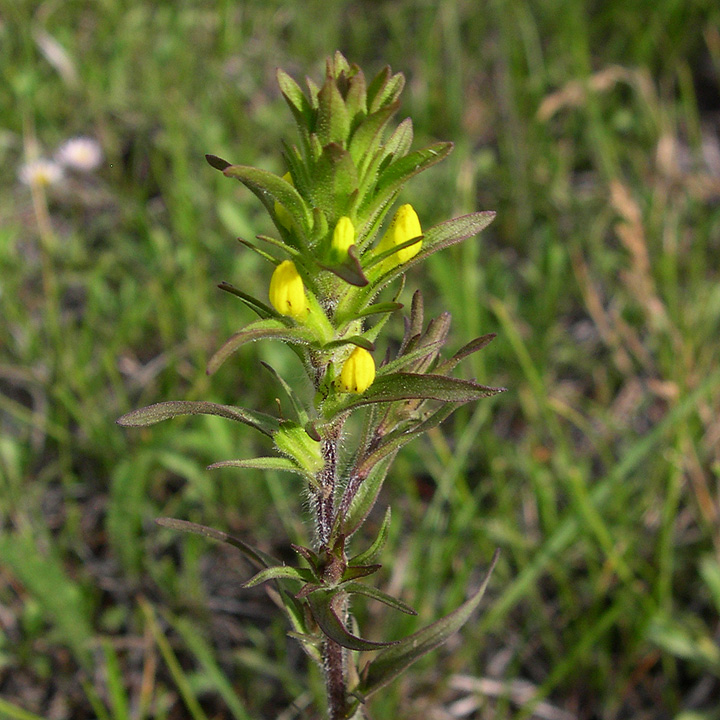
[
  {"left": 269, "top": 260, "right": 308, "bottom": 318},
  {"left": 375, "top": 204, "right": 422, "bottom": 269},
  {"left": 338, "top": 347, "right": 376, "bottom": 394},
  {"left": 330, "top": 216, "right": 355, "bottom": 262},
  {"left": 274, "top": 172, "right": 294, "bottom": 230}
]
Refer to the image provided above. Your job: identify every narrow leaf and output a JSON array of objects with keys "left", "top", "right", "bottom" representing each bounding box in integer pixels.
[
  {"left": 356, "top": 403, "right": 460, "bottom": 478},
  {"left": 217, "top": 281, "right": 277, "bottom": 319},
  {"left": 207, "top": 457, "right": 306, "bottom": 477},
  {"left": 223, "top": 165, "right": 312, "bottom": 236},
  {"left": 277, "top": 68, "right": 314, "bottom": 126},
  {"left": 260, "top": 361, "right": 308, "bottom": 424},
  {"left": 329, "top": 373, "right": 506, "bottom": 418},
  {"left": 360, "top": 143, "right": 452, "bottom": 220},
  {"left": 323, "top": 335, "right": 375, "bottom": 352},
  {"left": 307, "top": 590, "right": 399, "bottom": 651},
  {"left": 207, "top": 319, "right": 312, "bottom": 376},
  {"left": 155, "top": 518, "right": 278, "bottom": 569},
  {"left": 435, "top": 333, "right": 497, "bottom": 375},
  {"left": 375, "top": 212, "right": 496, "bottom": 291},
  {"left": 342, "top": 581, "right": 417, "bottom": 616},
  {"left": 117, "top": 400, "right": 279, "bottom": 437},
  {"left": 349, "top": 507, "right": 392, "bottom": 565},
  {"left": 346, "top": 301, "right": 403, "bottom": 321},
  {"left": 358, "top": 550, "right": 500, "bottom": 698},
  {"left": 243, "top": 565, "right": 315, "bottom": 588},
  {"left": 339, "top": 453, "right": 397, "bottom": 537}
]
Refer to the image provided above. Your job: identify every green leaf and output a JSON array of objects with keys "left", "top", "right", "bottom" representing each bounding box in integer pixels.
[
  {"left": 349, "top": 507, "right": 391, "bottom": 565},
  {"left": 344, "top": 301, "right": 403, "bottom": 321},
  {"left": 243, "top": 565, "right": 315, "bottom": 588},
  {"left": 342, "top": 581, "right": 417, "bottom": 616},
  {"left": 223, "top": 164, "right": 312, "bottom": 238},
  {"left": 361, "top": 143, "right": 453, "bottom": 219},
  {"left": 328, "top": 373, "right": 506, "bottom": 419},
  {"left": 344, "top": 66, "right": 368, "bottom": 121},
  {"left": 311, "top": 143, "right": 358, "bottom": 220},
  {"left": 260, "top": 361, "right": 309, "bottom": 424},
  {"left": 382, "top": 117, "right": 414, "bottom": 160},
  {"left": 374, "top": 212, "right": 496, "bottom": 291},
  {"left": 277, "top": 68, "right": 314, "bottom": 129},
  {"left": 355, "top": 403, "right": 460, "bottom": 478},
  {"left": 307, "top": 590, "right": 398, "bottom": 651},
  {"left": 323, "top": 335, "right": 375, "bottom": 352},
  {"left": 358, "top": 550, "right": 499, "bottom": 698},
  {"left": 368, "top": 69, "right": 405, "bottom": 113},
  {"left": 207, "top": 319, "right": 312, "bottom": 376},
  {"left": 435, "top": 333, "right": 497, "bottom": 375},
  {"left": 376, "top": 340, "right": 443, "bottom": 377},
  {"left": 317, "top": 72, "right": 350, "bottom": 145},
  {"left": 338, "top": 453, "right": 397, "bottom": 537},
  {"left": 207, "top": 456, "right": 308, "bottom": 478},
  {"left": 154, "top": 518, "right": 278, "bottom": 568},
  {"left": 117, "top": 400, "right": 279, "bottom": 437},
  {"left": 217, "top": 281, "right": 278, "bottom": 319},
  {"left": 348, "top": 101, "right": 400, "bottom": 167}
]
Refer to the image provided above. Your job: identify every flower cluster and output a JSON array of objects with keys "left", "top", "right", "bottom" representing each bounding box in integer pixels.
[{"left": 119, "top": 53, "right": 502, "bottom": 720}]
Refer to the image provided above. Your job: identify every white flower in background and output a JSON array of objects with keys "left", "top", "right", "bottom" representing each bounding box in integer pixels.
[
  {"left": 56, "top": 136, "right": 103, "bottom": 172},
  {"left": 18, "top": 158, "right": 64, "bottom": 187}
]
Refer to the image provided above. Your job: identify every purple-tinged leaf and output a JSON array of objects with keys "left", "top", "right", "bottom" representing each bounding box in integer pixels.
[
  {"left": 358, "top": 550, "right": 500, "bottom": 698},
  {"left": 117, "top": 401, "right": 279, "bottom": 437},
  {"left": 205, "top": 154, "right": 231, "bottom": 171},
  {"left": 341, "top": 564, "right": 382, "bottom": 582},
  {"left": 307, "top": 590, "right": 399, "bottom": 651},
  {"left": 320, "top": 244, "right": 368, "bottom": 287},
  {"left": 435, "top": 333, "right": 497, "bottom": 375},
  {"left": 155, "top": 518, "right": 278, "bottom": 568}
]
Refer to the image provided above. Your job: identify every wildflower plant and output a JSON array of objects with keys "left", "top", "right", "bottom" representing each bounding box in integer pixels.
[{"left": 118, "top": 53, "right": 503, "bottom": 719}]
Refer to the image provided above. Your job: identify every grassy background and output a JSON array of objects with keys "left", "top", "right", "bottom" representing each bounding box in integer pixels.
[{"left": 2, "top": 0, "right": 720, "bottom": 718}]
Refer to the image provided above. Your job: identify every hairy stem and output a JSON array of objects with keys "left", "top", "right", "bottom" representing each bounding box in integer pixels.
[
  {"left": 315, "top": 417, "right": 349, "bottom": 718},
  {"left": 324, "top": 636, "right": 347, "bottom": 720}
]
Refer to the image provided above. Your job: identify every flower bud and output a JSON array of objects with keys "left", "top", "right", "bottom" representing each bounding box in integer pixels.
[
  {"left": 330, "top": 216, "right": 355, "bottom": 262},
  {"left": 269, "top": 260, "right": 308, "bottom": 318},
  {"left": 375, "top": 204, "right": 422, "bottom": 268},
  {"left": 338, "top": 347, "right": 376, "bottom": 394},
  {"left": 274, "top": 172, "right": 294, "bottom": 230}
]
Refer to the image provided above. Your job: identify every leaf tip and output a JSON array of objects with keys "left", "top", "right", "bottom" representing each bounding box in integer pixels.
[{"left": 205, "top": 153, "right": 231, "bottom": 171}]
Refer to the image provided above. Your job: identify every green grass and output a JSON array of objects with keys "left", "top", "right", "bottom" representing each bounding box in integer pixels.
[{"left": 1, "top": 1, "right": 720, "bottom": 718}]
